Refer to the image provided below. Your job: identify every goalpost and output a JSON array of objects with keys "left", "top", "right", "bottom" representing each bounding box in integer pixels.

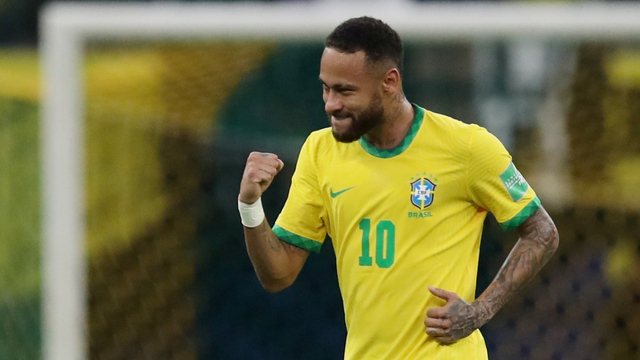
[{"left": 40, "top": 2, "right": 640, "bottom": 360}]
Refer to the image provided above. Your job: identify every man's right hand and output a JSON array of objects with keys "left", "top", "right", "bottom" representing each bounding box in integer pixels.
[{"left": 239, "top": 152, "right": 284, "bottom": 204}]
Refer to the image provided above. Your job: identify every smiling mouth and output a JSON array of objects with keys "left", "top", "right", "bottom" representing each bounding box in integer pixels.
[{"left": 331, "top": 115, "right": 352, "bottom": 122}]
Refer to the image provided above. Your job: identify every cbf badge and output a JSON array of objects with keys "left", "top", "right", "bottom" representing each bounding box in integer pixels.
[{"left": 410, "top": 177, "right": 436, "bottom": 210}]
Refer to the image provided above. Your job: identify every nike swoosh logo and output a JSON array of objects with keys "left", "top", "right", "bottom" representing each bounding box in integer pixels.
[{"left": 330, "top": 186, "right": 355, "bottom": 198}]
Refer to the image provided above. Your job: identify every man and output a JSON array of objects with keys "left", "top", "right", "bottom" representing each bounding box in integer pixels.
[{"left": 238, "top": 16, "right": 559, "bottom": 360}]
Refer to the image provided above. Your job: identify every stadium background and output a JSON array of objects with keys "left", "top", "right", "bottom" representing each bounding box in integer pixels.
[{"left": 2, "top": 0, "right": 640, "bottom": 359}]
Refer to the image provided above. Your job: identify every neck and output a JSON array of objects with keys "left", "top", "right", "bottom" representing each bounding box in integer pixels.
[{"left": 363, "top": 97, "right": 414, "bottom": 149}]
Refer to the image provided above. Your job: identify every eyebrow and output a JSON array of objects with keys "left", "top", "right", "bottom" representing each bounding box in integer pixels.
[{"left": 319, "top": 79, "right": 357, "bottom": 91}]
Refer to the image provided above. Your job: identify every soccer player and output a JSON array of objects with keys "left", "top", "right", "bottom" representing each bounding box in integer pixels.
[{"left": 238, "top": 16, "right": 559, "bottom": 360}]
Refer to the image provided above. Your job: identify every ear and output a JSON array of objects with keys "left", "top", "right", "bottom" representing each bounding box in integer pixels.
[{"left": 382, "top": 68, "right": 401, "bottom": 94}]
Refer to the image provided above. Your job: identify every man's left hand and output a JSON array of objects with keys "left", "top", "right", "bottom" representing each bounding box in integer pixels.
[{"left": 424, "top": 286, "right": 480, "bottom": 345}]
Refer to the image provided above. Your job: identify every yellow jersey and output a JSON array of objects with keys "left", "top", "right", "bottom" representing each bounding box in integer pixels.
[{"left": 273, "top": 104, "right": 539, "bottom": 360}]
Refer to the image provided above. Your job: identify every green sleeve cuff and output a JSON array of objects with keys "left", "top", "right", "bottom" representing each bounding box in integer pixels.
[
  {"left": 499, "top": 196, "right": 541, "bottom": 231},
  {"left": 272, "top": 224, "right": 322, "bottom": 253}
]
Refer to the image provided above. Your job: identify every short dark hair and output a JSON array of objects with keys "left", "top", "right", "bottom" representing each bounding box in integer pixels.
[{"left": 325, "top": 16, "right": 404, "bottom": 75}]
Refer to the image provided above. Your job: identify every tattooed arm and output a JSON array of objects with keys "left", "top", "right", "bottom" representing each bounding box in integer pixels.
[
  {"left": 244, "top": 220, "right": 310, "bottom": 293},
  {"left": 240, "top": 151, "right": 310, "bottom": 293},
  {"left": 425, "top": 206, "right": 559, "bottom": 344}
]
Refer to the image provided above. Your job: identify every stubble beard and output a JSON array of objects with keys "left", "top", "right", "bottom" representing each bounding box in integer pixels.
[{"left": 329, "top": 93, "right": 385, "bottom": 143}]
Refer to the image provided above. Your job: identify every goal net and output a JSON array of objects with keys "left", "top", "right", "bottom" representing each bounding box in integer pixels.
[{"left": 38, "top": 2, "right": 640, "bottom": 360}]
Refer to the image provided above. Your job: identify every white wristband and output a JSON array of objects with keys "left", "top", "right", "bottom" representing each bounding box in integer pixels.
[{"left": 238, "top": 197, "right": 266, "bottom": 228}]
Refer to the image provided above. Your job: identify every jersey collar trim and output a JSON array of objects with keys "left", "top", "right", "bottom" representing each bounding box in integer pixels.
[{"left": 359, "top": 103, "right": 425, "bottom": 158}]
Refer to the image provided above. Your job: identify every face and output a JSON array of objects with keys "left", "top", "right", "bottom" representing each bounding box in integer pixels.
[{"left": 319, "top": 48, "right": 385, "bottom": 143}]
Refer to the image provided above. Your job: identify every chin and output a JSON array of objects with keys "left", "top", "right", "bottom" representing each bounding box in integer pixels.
[{"left": 331, "top": 129, "right": 361, "bottom": 143}]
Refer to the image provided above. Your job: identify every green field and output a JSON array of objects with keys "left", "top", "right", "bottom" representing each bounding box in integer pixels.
[{"left": 0, "top": 97, "right": 41, "bottom": 359}]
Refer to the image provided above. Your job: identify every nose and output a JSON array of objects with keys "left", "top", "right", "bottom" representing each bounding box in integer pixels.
[{"left": 324, "top": 90, "right": 343, "bottom": 115}]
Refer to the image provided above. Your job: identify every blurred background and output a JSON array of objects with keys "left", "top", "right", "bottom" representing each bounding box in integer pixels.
[{"left": 2, "top": 0, "right": 640, "bottom": 359}]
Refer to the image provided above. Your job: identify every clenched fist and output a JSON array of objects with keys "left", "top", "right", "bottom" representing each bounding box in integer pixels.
[{"left": 239, "top": 152, "right": 285, "bottom": 204}]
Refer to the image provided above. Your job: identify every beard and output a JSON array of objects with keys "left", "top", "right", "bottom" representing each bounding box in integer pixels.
[{"left": 329, "top": 93, "right": 385, "bottom": 143}]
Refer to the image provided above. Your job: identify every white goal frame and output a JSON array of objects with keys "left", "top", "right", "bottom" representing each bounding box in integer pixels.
[{"left": 40, "top": 2, "right": 640, "bottom": 360}]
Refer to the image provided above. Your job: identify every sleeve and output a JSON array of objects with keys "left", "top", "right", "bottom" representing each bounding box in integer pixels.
[
  {"left": 272, "top": 135, "right": 327, "bottom": 253},
  {"left": 467, "top": 126, "right": 541, "bottom": 231}
]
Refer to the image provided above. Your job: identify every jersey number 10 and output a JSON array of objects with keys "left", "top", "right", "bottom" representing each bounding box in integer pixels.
[{"left": 358, "top": 219, "right": 395, "bottom": 268}]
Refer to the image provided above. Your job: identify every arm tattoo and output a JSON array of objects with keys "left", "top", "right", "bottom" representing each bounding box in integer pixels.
[
  {"left": 473, "top": 207, "right": 559, "bottom": 326},
  {"left": 266, "top": 227, "right": 283, "bottom": 251},
  {"left": 248, "top": 220, "right": 303, "bottom": 254},
  {"left": 447, "top": 299, "right": 481, "bottom": 340},
  {"left": 263, "top": 224, "right": 305, "bottom": 255},
  {"left": 244, "top": 220, "right": 309, "bottom": 292}
]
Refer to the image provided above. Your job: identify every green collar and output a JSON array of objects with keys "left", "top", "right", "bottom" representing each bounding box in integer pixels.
[{"left": 359, "top": 104, "right": 425, "bottom": 158}]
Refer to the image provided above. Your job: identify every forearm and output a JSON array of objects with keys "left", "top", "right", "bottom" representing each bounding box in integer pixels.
[
  {"left": 244, "top": 220, "right": 302, "bottom": 292},
  {"left": 472, "top": 207, "right": 559, "bottom": 326}
]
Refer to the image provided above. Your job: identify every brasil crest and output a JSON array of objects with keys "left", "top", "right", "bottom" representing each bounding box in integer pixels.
[{"left": 410, "top": 177, "right": 436, "bottom": 210}]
